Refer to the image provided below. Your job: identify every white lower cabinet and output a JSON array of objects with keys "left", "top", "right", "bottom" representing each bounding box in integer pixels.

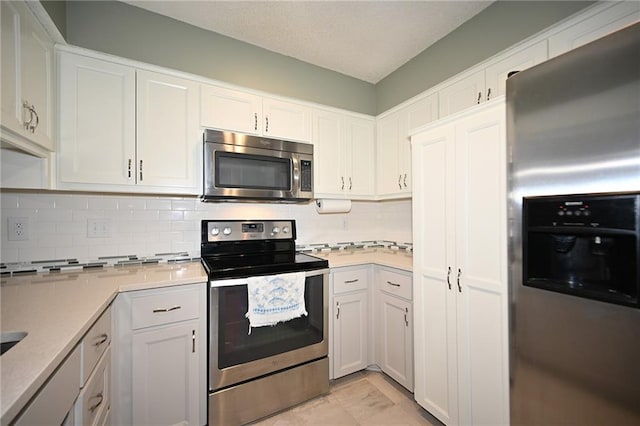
[
  {"left": 132, "top": 321, "right": 200, "bottom": 426},
  {"left": 411, "top": 99, "right": 508, "bottom": 426},
  {"left": 14, "top": 305, "right": 112, "bottom": 426},
  {"left": 375, "top": 267, "right": 413, "bottom": 391},
  {"left": 112, "top": 283, "right": 207, "bottom": 426},
  {"left": 330, "top": 266, "right": 370, "bottom": 379}
]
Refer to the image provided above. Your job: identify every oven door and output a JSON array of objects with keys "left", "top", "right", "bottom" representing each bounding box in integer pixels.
[{"left": 209, "top": 268, "right": 329, "bottom": 391}]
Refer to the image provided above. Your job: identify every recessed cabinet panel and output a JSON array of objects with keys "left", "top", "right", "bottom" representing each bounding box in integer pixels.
[
  {"left": 438, "top": 71, "right": 485, "bottom": 118},
  {"left": 132, "top": 322, "right": 200, "bottom": 426},
  {"left": 200, "top": 84, "right": 261, "bottom": 134},
  {"left": 58, "top": 53, "right": 136, "bottom": 185},
  {"left": 332, "top": 292, "right": 368, "bottom": 378},
  {"left": 136, "top": 70, "right": 199, "bottom": 189},
  {"left": 378, "top": 293, "right": 413, "bottom": 390},
  {"left": 263, "top": 97, "right": 312, "bottom": 142}
]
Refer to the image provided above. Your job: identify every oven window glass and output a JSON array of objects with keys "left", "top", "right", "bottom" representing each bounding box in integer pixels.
[
  {"left": 215, "top": 152, "right": 291, "bottom": 190},
  {"left": 217, "top": 274, "right": 324, "bottom": 368}
]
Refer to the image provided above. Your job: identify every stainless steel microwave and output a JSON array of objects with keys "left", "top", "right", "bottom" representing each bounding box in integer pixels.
[{"left": 201, "top": 129, "right": 314, "bottom": 202}]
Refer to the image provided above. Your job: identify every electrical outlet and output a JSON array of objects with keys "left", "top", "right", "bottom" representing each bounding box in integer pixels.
[
  {"left": 87, "top": 218, "right": 111, "bottom": 238},
  {"left": 8, "top": 217, "right": 29, "bottom": 241}
]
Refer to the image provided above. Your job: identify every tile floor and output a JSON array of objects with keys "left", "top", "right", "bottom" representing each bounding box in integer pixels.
[{"left": 252, "top": 369, "right": 443, "bottom": 425}]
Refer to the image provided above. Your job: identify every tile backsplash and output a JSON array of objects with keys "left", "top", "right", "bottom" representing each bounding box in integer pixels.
[{"left": 0, "top": 192, "right": 411, "bottom": 263}]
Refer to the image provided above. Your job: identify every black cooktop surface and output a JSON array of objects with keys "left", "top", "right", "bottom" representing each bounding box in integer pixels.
[{"left": 201, "top": 252, "right": 328, "bottom": 280}]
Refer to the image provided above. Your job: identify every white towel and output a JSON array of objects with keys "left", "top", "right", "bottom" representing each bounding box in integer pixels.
[{"left": 245, "top": 271, "right": 307, "bottom": 334}]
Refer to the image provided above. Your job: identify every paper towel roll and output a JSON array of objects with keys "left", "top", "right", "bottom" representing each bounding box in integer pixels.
[{"left": 315, "top": 199, "right": 352, "bottom": 214}]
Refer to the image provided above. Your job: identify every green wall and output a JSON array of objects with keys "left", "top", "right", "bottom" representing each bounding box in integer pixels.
[
  {"left": 44, "top": 0, "right": 594, "bottom": 115},
  {"left": 376, "top": 1, "right": 594, "bottom": 112}
]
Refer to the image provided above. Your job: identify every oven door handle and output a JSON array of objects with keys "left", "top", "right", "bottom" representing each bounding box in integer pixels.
[{"left": 210, "top": 268, "right": 330, "bottom": 288}]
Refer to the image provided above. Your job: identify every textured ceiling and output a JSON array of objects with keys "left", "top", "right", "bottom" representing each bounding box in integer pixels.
[{"left": 122, "top": 1, "right": 493, "bottom": 83}]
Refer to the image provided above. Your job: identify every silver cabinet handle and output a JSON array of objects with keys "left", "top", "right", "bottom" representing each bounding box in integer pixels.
[
  {"left": 486, "top": 88, "right": 492, "bottom": 101},
  {"left": 398, "top": 175, "right": 402, "bottom": 189},
  {"left": 22, "top": 102, "right": 34, "bottom": 130},
  {"left": 29, "top": 106, "right": 39, "bottom": 133},
  {"left": 139, "top": 160, "right": 143, "bottom": 181},
  {"left": 447, "top": 266, "right": 452, "bottom": 290},
  {"left": 88, "top": 393, "right": 104, "bottom": 413},
  {"left": 152, "top": 305, "right": 181, "bottom": 313},
  {"left": 341, "top": 176, "right": 345, "bottom": 190},
  {"left": 387, "top": 281, "right": 400, "bottom": 287},
  {"left": 403, "top": 173, "right": 407, "bottom": 188},
  {"left": 254, "top": 113, "right": 258, "bottom": 131},
  {"left": 349, "top": 177, "right": 352, "bottom": 190},
  {"left": 344, "top": 279, "right": 359, "bottom": 284},
  {"left": 127, "top": 159, "right": 132, "bottom": 179},
  {"left": 265, "top": 116, "right": 269, "bottom": 132},
  {"left": 93, "top": 333, "right": 108, "bottom": 346},
  {"left": 457, "top": 268, "right": 462, "bottom": 293},
  {"left": 336, "top": 301, "right": 340, "bottom": 319},
  {"left": 192, "top": 330, "right": 196, "bottom": 353},
  {"left": 477, "top": 92, "right": 482, "bottom": 104},
  {"left": 404, "top": 307, "right": 409, "bottom": 326},
  {"left": 22, "top": 101, "right": 38, "bottom": 132}
]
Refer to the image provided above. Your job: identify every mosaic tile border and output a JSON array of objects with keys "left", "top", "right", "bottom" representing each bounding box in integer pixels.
[{"left": 1, "top": 241, "right": 412, "bottom": 277}]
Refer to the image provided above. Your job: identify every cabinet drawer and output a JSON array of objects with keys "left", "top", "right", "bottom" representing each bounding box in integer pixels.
[
  {"left": 81, "top": 307, "right": 111, "bottom": 386},
  {"left": 14, "top": 345, "right": 81, "bottom": 426},
  {"left": 131, "top": 286, "right": 200, "bottom": 330},
  {"left": 75, "top": 347, "right": 110, "bottom": 426},
  {"left": 333, "top": 268, "right": 368, "bottom": 294},
  {"left": 378, "top": 269, "right": 412, "bottom": 300}
]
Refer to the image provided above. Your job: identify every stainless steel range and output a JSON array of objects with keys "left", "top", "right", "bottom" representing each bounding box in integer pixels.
[{"left": 200, "top": 219, "right": 330, "bottom": 425}]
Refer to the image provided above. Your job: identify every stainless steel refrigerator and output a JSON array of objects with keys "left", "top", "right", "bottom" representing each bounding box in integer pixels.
[{"left": 507, "top": 22, "right": 640, "bottom": 425}]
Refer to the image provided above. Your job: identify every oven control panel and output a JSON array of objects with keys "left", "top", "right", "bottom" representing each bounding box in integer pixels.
[{"left": 204, "top": 220, "right": 295, "bottom": 242}]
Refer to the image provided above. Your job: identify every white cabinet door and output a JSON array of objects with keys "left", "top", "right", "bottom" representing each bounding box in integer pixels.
[
  {"left": 345, "top": 116, "right": 375, "bottom": 198},
  {"left": 1, "top": 1, "right": 54, "bottom": 155},
  {"left": 438, "top": 71, "right": 485, "bottom": 118},
  {"left": 19, "top": 4, "right": 54, "bottom": 150},
  {"left": 412, "top": 100, "right": 508, "bottom": 426},
  {"left": 313, "top": 109, "right": 345, "bottom": 196},
  {"left": 136, "top": 70, "right": 200, "bottom": 192},
  {"left": 58, "top": 52, "right": 136, "bottom": 186},
  {"left": 376, "top": 93, "right": 438, "bottom": 199},
  {"left": 262, "top": 97, "right": 312, "bottom": 142},
  {"left": 377, "top": 292, "right": 413, "bottom": 391},
  {"left": 132, "top": 321, "right": 201, "bottom": 426},
  {"left": 1, "top": 1, "right": 21, "bottom": 134},
  {"left": 332, "top": 292, "right": 368, "bottom": 379},
  {"left": 453, "top": 104, "right": 508, "bottom": 426},
  {"left": 485, "top": 41, "right": 548, "bottom": 98},
  {"left": 548, "top": 1, "right": 640, "bottom": 58},
  {"left": 376, "top": 111, "right": 402, "bottom": 197},
  {"left": 200, "top": 84, "right": 261, "bottom": 134},
  {"left": 412, "top": 122, "right": 458, "bottom": 426}
]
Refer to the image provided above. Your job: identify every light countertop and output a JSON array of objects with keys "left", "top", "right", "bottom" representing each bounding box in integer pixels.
[
  {"left": 0, "top": 248, "right": 411, "bottom": 423},
  {"left": 311, "top": 248, "right": 412, "bottom": 272},
  {"left": 0, "top": 261, "right": 208, "bottom": 424}
]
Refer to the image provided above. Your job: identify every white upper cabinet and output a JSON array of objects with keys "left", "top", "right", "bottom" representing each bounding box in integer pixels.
[
  {"left": 200, "top": 84, "right": 262, "bottom": 135},
  {"left": 313, "top": 109, "right": 375, "bottom": 199},
  {"left": 58, "top": 53, "right": 136, "bottom": 187},
  {"left": 1, "top": 0, "right": 54, "bottom": 156},
  {"left": 376, "top": 93, "right": 438, "bottom": 199},
  {"left": 438, "top": 41, "right": 547, "bottom": 117},
  {"left": 58, "top": 51, "right": 200, "bottom": 194},
  {"left": 548, "top": 1, "right": 640, "bottom": 58},
  {"left": 201, "top": 84, "right": 312, "bottom": 143},
  {"left": 136, "top": 70, "right": 200, "bottom": 190}
]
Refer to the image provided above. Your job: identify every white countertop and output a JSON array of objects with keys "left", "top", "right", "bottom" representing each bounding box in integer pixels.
[
  {"left": 0, "top": 261, "right": 207, "bottom": 424},
  {"left": 0, "top": 249, "right": 411, "bottom": 423},
  {"left": 311, "top": 247, "right": 412, "bottom": 272}
]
